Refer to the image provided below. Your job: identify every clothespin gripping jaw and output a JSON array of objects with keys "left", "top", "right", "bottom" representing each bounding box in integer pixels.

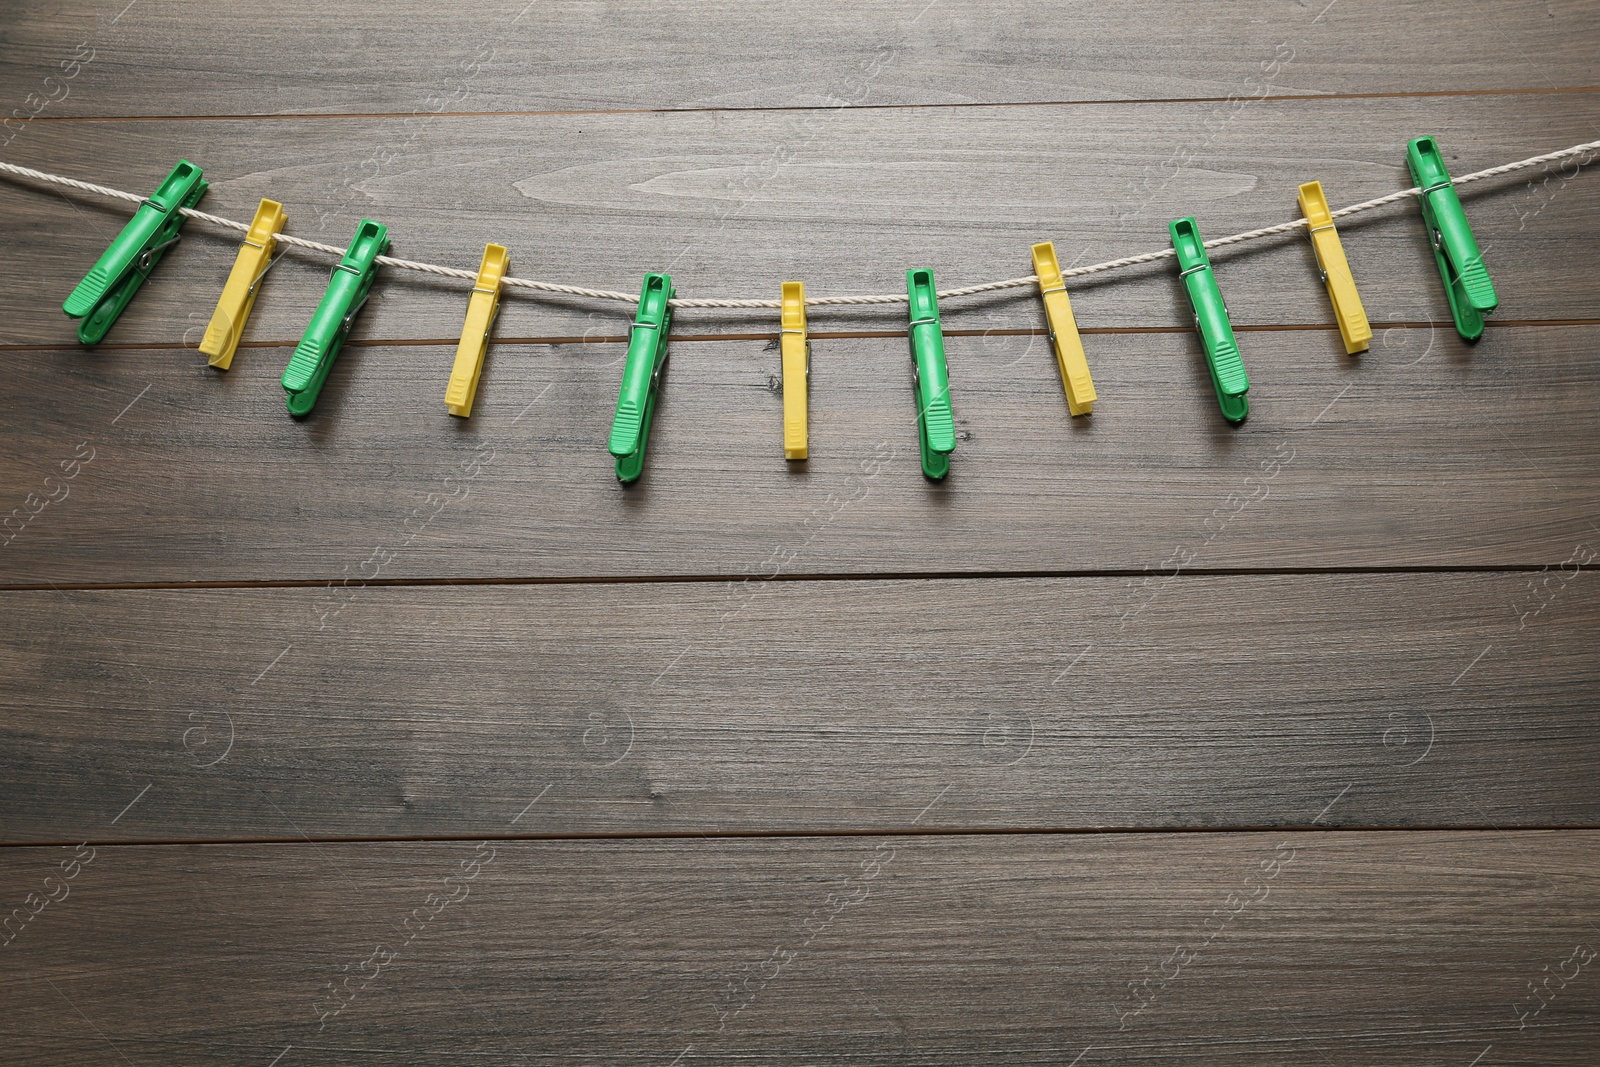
[
  {"left": 200, "top": 198, "right": 287, "bottom": 369},
  {"left": 280, "top": 219, "right": 390, "bottom": 417},
  {"left": 63, "top": 159, "right": 209, "bottom": 344},
  {"left": 1405, "top": 135, "right": 1498, "bottom": 341},
  {"left": 446, "top": 243, "right": 510, "bottom": 417},
  {"left": 608, "top": 272, "right": 674, "bottom": 484},
  {"left": 780, "top": 281, "right": 809, "bottom": 460},
  {"left": 1170, "top": 216, "right": 1249, "bottom": 424},
  {"left": 907, "top": 268, "right": 956, "bottom": 480}
]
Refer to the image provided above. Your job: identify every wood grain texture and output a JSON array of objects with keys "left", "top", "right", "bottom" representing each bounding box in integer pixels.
[
  {"left": 3, "top": 325, "right": 1597, "bottom": 583},
  {"left": 3, "top": 3, "right": 1598, "bottom": 1061},
  {"left": 2, "top": 573, "right": 1595, "bottom": 842},
  {"left": 0, "top": 93, "right": 1597, "bottom": 349},
  {"left": 1, "top": 832, "right": 1596, "bottom": 1065},
  {"left": 1, "top": 0, "right": 1596, "bottom": 118}
]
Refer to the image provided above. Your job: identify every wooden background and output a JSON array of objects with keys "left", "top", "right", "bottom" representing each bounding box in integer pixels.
[{"left": 2, "top": 1, "right": 1598, "bottom": 1063}]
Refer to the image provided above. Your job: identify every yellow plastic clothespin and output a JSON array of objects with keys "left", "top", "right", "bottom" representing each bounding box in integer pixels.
[
  {"left": 780, "top": 281, "right": 808, "bottom": 460},
  {"left": 1297, "top": 181, "right": 1370, "bottom": 355},
  {"left": 446, "top": 243, "right": 509, "bottom": 417},
  {"left": 199, "top": 198, "right": 286, "bottom": 369},
  {"left": 1031, "top": 241, "right": 1096, "bottom": 415}
]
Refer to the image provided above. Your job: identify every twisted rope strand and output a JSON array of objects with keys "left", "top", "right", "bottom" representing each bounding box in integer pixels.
[{"left": 3, "top": 138, "right": 1596, "bottom": 312}]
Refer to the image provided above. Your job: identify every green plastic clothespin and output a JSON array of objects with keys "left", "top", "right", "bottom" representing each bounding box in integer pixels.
[
  {"left": 1170, "top": 216, "right": 1249, "bottom": 424},
  {"left": 62, "top": 160, "right": 208, "bottom": 344},
  {"left": 608, "top": 272, "right": 674, "bottom": 483},
  {"left": 907, "top": 268, "right": 956, "bottom": 480},
  {"left": 1406, "top": 135, "right": 1498, "bottom": 341},
  {"left": 281, "top": 219, "right": 389, "bottom": 416}
]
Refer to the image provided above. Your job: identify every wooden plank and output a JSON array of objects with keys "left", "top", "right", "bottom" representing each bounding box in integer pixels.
[
  {"left": 1, "top": 0, "right": 1595, "bottom": 120},
  {"left": 2, "top": 573, "right": 1595, "bottom": 842},
  {"left": 0, "top": 93, "right": 1597, "bottom": 350},
  {"left": 1, "top": 831, "right": 1595, "bottom": 1063},
  {"left": 2, "top": 324, "right": 1597, "bottom": 584}
]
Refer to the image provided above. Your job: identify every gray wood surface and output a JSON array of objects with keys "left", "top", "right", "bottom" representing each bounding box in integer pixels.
[
  {"left": 2, "top": 325, "right": 1597, "bottom": 583},
  {"left": 0, "top": 94, "right": 1597, "bottom": 349},
  {"left": 2, "top": 0, "right": 1596, "bottom": 117},
  {"left": 2, "top": 832, "right": 1596, "bottom": 1065},
  {"left": 2, "top": 2, "right": 1598, "bottom": 1063},
  {"left": 1, "top": 574, "right": 1596, "bottom": 842}
]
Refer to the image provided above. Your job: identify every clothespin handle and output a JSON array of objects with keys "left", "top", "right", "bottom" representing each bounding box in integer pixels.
[
  {"left": 1296, "top": 181, "right": 1370, "bottom": 355},
  {"left": 1170, "top": 217, "right": 1249, "bottom": 424},
  {"left": 780, "top": 281, "right": 809, "bottom": 460},
  {"left": 1031, "top": 241, "right": 1096, "bottom": 415},
  {"left": 446, "top": 243, "right": 509, "bottom": 417},
  {"left": 907, "top": 268, "right": 955, "bottom": 479},
  {"left": 281, "top": 219, "right": 389, "bottom": 416},
  {"left": 200, "top": 198, "right": 287, "bottom": 369},
  {"left": 63, "top": 160, "right": 208, "bottom": 344},
  {"left": 1406, "top": 136, "right": 1498, "bottom": 341},
  {"left": 608, "top": 272, "right": 674, "bottom": 483}
]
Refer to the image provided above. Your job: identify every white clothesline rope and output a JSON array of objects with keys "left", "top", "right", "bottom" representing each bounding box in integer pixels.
[{"left": 2, "top": 137, "right": 1597, "bottom": 311}]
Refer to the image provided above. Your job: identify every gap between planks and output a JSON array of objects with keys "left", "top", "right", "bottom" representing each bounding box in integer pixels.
[
  {"left": 5, "top": 824, "right": 1598, "bottom": 852},
  {"left": 0, "top": 563, "right": 1586, "bottom": 595},
  {"left": 20, "top": 84, "right": 1600, "bottom": 126}
]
